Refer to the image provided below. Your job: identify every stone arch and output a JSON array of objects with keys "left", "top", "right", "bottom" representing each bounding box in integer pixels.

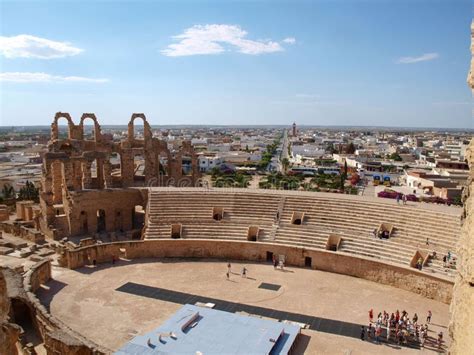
[
  {"left": 128, "top": 113, "right": 152, "bottom": 141},
  {"left": 79, "top": 113, "right": 101, "bottom": 141},
  {"left": 52, "top": 112, "right": 75, "bottom": 140}
]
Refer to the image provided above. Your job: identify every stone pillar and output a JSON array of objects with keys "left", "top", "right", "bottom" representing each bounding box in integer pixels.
[
  {"left": 62, "top": 161, "right": 75, "bottom": 191},
  {"left": 96, "top": 159, "right": 104, "bottom": 189},
  {"left": 121, "top": 150, "right": 134, "bottom": 187},
  {"left": 51, "top": 161, "right": 63, "bottom": 204},
  {"left": 103, "top": 161, "right": 113, "bottom": 188},
  {"left": 82, "top": 161, "right": 93, "bottom": 190},
  {"left": 73, "top": 161, "right": 83, "bottom": 191}
]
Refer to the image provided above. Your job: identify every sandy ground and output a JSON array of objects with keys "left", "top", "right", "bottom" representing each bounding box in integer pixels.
[{"left": 37, "top": 259, "right": 450, "bottom": 354}]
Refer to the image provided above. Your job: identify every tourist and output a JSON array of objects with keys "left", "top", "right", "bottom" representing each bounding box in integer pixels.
[
  {"left": 360, "top": 326, "right": 365, "bottom": 341},
  {"left": 420, "top": 328, "right": 426, "bottom": 348},
  {"left": 227, "top": 262, "right": 231, "bottom": 274},
  {"left": 413, "top": 313, "right": 418, "bottom": 324},
  {"left": 367, "top": 323, "right": 373, "bottom": 340},
  {"left": 426, "top": 310, "right": 432, "bottom": 323},
  {"left": 426, "top": 238, "right": 430, "bottom": 246},
  {"left": 386, "top": 325, "right": 391, "bottom": 342},
  {"left": 375, "top": 325, "right": 381, "bottom": 343},
  {"left": 369, "top": 308, "right": 374, "bottom": 322},
  {"left": 372, "top": 229, "right": 377, "bottom": 238},
  {"left": 437, "top": 331, "right": 443, "bottom": 349},
  {"left": 416, "top": 257, "right": 423, "bottom": 270},
  {"left": 226, "top": 271, "right": 230, "bottom": 280},
  {"left": 396, "top": 194, "right": 400, "bottom": 204},
  {"left": 402, "top": 194, "right": 407, "bottom": 205},
  {"left": 242, "top": 266, "right": 247, "bottom": 278},
  {"left": 447, "top": 251, "right": 452, "bottom": 261},
  {"left": 443, "top": 255, "right": 447, "bottom": 267}
]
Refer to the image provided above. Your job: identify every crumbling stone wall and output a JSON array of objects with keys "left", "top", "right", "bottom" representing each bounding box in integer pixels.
[
  {"left": 448, "top": 21, "right": 474, "bottom": 355},
  {"left": 40, "top": 112, "right": 200, "bottom": 239},
  {"left": 0, "top": 268, "right": 21, "bottom": 355},
  {"left": 22, "top": 260, "right": 107, "bottom": 354}
]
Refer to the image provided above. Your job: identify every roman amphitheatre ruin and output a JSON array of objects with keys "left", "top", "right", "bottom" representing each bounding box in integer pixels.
[{"left": 0, "top": 26, "right": 473, "bottom": 355}]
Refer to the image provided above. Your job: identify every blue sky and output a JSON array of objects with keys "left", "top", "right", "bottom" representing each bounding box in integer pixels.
[{"left": 0, "top": 0, "right": 472, "bottom": 128}]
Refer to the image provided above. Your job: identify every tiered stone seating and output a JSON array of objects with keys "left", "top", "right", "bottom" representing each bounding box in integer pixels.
[
  {"left": 144, "top": 188, "right": 461, "bottom": 279},
  {"left": 145, "top": 190, "right": 280, "bottom": 241},
  {"left": 276, "top": 196, "right": 460, "bottom": 277}
]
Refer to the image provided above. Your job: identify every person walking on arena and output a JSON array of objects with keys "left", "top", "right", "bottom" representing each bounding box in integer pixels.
[{"left": 426, "top": 310, "right": 432, "bottom": 323}]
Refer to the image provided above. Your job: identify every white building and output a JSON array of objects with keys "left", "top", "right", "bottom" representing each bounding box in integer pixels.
[{"left": 198, "top": 155, "right": 224, "bottom": 172}]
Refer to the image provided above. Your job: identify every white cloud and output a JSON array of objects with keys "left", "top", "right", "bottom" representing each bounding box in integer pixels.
[
  {"left": 396, "top": 52, "right": 439, "bottom": 64},
  {"left": 161, "top": 24, "right": 293, "bottom": 57},
  {"left": 0, "top": 35, "right": 83, "bottom": 59},
  {"left": 282, "top": 37, "right": 296, "bottom": 44},
  {"left": 0, "top": 72, "right": 108, "bottom": 83}
]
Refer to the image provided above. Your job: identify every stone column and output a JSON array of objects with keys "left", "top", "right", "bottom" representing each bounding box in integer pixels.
[
  {"left": 73, "top": 161, "right": 83, "bottom": 191},
  {"left": 103, "top": 161, "right": 113, "bottom": 189},
  {"left": 96, "top": 159, "right": 104, "bottom": 189},
  {"left": 51, "top": 161, "right": 63, "bottom": 204},
  {"left": 62, "top": 161, "right": 75, "bottom": 191},
  {"left": 82, "top": 161, "right": 93, "bottom": 190}
]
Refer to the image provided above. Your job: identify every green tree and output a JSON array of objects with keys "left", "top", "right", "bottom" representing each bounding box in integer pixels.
[
  {"left": 282, "top": 158, "right": 290, "bottom": 173},
  {"left": 17, "top": 181, "right": 39, "bottom": 202},
  {"left": 2, "top": 184, "right": 14, "bottom": 199}
]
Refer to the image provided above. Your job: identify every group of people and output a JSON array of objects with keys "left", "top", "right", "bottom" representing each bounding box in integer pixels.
[
  {"left": 226, "top": 262, "right": 247, "bottom": 279},
  {"left": 362, "top": 309, "right": 444, "bottom": 349},
  {"left": 396, "top": 194, "right": 408, "bottom": 205}
]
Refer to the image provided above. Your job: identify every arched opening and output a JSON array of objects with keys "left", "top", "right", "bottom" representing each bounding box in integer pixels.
[
  {"left": 130, "top": 117, "right": 145, "bottom": 140},
  {"left": 10, "top": 298, "right": 41, "bottom": 346},
  {"left": 55, "top": 116, "right": 71, "bottom": 140},
  {"left": 81, "top": 116, "right": 97, "bottom": 141},
  {"left": 132, "top": 205, "right": 145, "bottom": 230},
  {"left": 97, "top": 209, "right": 106, "bottom": 233},
  {"left": 80, "top": 211, "right": 88, "bottom": 234}
]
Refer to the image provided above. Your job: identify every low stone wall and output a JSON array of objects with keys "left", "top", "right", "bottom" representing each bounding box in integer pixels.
[
  {"left": 23, "top": 260, "right": 107, "bottom": 355},
  {"left": 27, "top": 259, "right": 51, "bottom": 292},
  {"left": 64, "top": 239, "right": 454, "bottom": 304},
  {"left": 0, "top": 220, "right": 45, "bottom": 243}
]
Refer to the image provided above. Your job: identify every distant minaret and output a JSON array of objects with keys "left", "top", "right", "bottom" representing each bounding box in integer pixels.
[{"left": 292, "top": 122, "right": 297, "bottom": 137}]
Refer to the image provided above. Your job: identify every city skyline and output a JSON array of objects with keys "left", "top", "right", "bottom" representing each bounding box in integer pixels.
[{"left": 0, "top": 0, "right": 472, "bottom": 128}]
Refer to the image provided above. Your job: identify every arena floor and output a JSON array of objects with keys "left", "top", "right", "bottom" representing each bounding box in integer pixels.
[{"left": 39, "top": 259, "right": 450, "bottom": 354}]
